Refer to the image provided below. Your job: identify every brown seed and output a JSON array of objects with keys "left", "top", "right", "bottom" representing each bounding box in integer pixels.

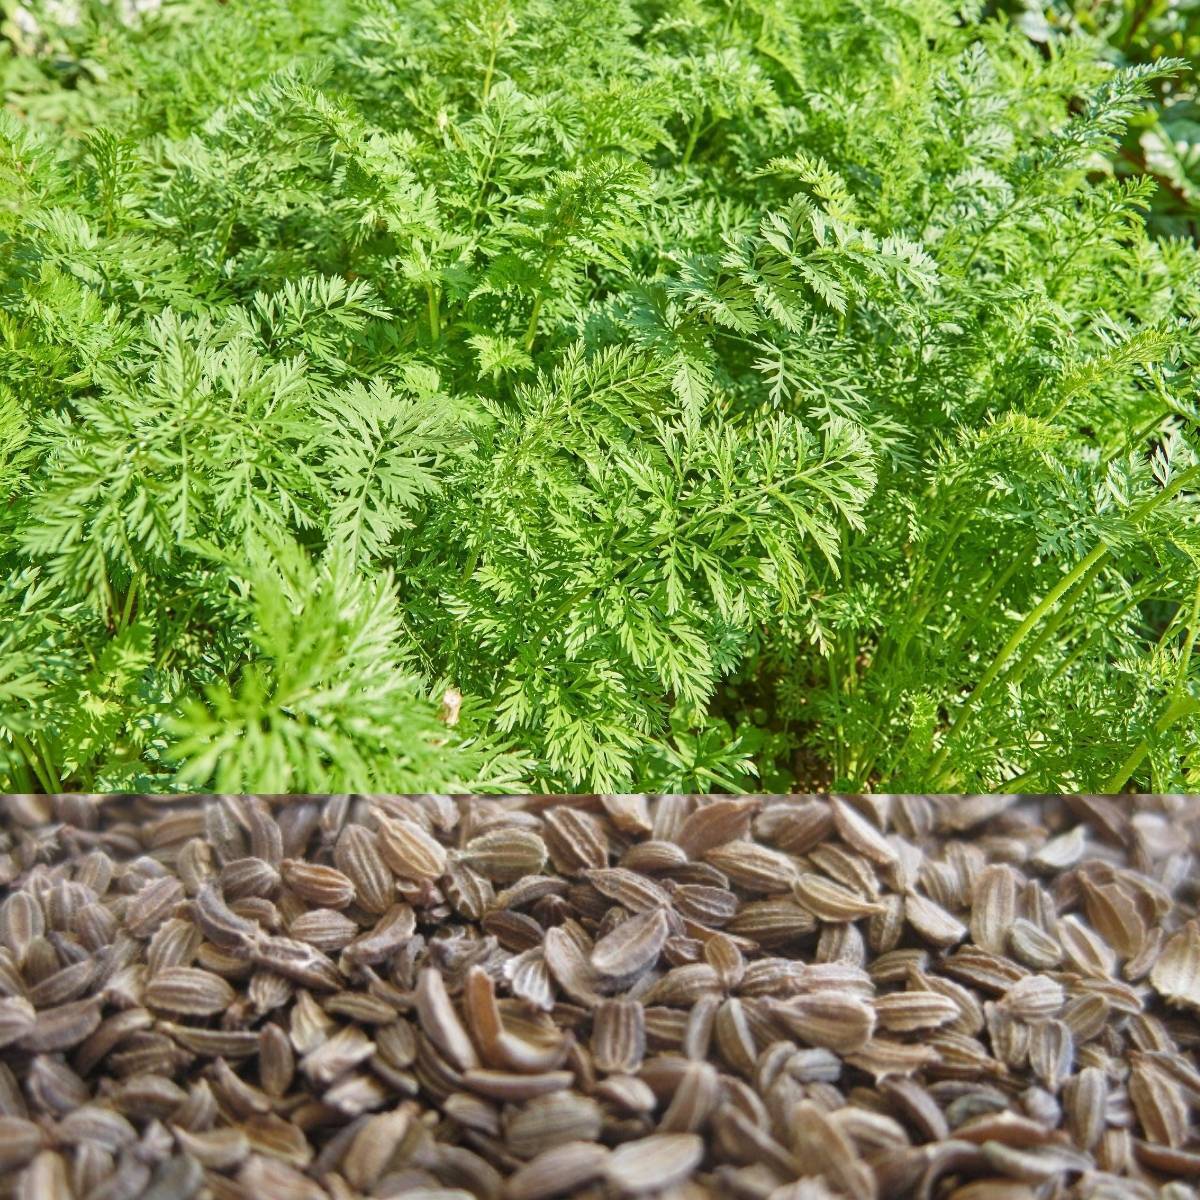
[
  {"left": 375, "top": 814, "right": 448, "bottom": 882},
  {"left": 1080, "top": 876, "right": 1145, "bottom": 960},
  {"left": 238, "top": 1153, "right": 326, "bottom": 1200},
  {"left": 505, "top": 949, "right": 556, "bottom": 1012},
  {"left": 0, "top": 892, "right": 43, "bottom": 960},
  {"left": 1150, "top": 921, "right": 1200, "bottom": 1011},
  {"left": 288, "top": 908, "right": 358, "bottom": 952},
  {"left": 0, "top": 996, "right": 36, "bottom": 1050},
  {"left": 299, "top": 1025, "right": 376, "bottom": 1086},
  {"left": 844, "top": 1037, "right": 940, "bottom": 1081},
  {"left": 1057, "top": 915, "right": 1117, "bottom": 979},
  {"left": 505, "top": 1093, "right": 603, "bottom": 1159},
  {"left": 17, "top": 1149, "right": 72, "bottom": 1200},
  {"left": 791, "top": 1099, "right": 876, "bottom": 1200},
  {"left": 219, "top": 856, "right": 281, "bottom": 901},
  {"left": 461, "top": 1069, "right": 574, "bottom": 1100},
  {"left": 606, "top": 1133, "right": 704, "bottom": 1195},
  {"left": 543, "top": 808, "right": 609, "bottom": 873},
  {"left": 1028, "top": 1020, "right": 1074, "bottom": 1093},
  {"left": 905, "top": 891, "right": 968, "bottom": 948},
  {"left": 874, "top": 990, "right": 960, "bottom": 1032},
  {"left": 416, "top": 968, "right": 479, "bottom": 1072},
  {"left": 193, "top": 882, "right": 258, "bottom": 949},
  {"left": 508, "top": 1141, "right": 611, "bottom": 1200},
  {"left": 54, "top": 1104, "right": 137, "bottom": 1150},
  {"left": 144, "top": 966, "right": 236, "bottom": 1015},
  {"left": 769, "top": 801, "right": 837, "bottom": 855},
  {"left": 600, "top": 794, "right": 652, "bottom": 835},
  {"left": 705, "top": 842, "right": 797, "bottom": 893},
  {"left": 673, "top": 799, "right": 759, "bottom": 858},
  {"left": 1129, "top": 1058, "right": 1188, "bottom": 1147},
  {"left": 341, "top": 1109, "right": 411, "bottom": 1190},
  {"left": 279, "top": 860, "right": 356, "bottom": 909},
  {"left": 999, "top": 975, "right": 1064, "bottom": 1022},
  {"left": 159, "top": 1022, "right": 261, "bottom": 1059},
  {"left": 620, "top": 838, "right": 687, "bottom": 871},
  {"left": 658, "top": 1059, "right": 719, "bottom": 1133},
  {"left": 771, "top": 992, "right": 875, "bottom": 1053},
  {"left": 1008, "top": 919, "right": 1062, "bottom": 971},
  {"left": 463, "top": 829, "right": 548, "bottom": 881},
  {"left": 17, "top": 997, "right": 102, "bottom": 1052},
  {"left": 971, "top": 865, "right": 1018, "bottom": 956},
  {"left": 792, "top": 874, "right": 882, "bottom": 922},
  {"left": 172, "top": 1125, "right": 250, "bottom": 1170},
  {"left": 586, "top": 868, "right": 671, "bottom": 913},
  {"left": 443, "top": 858, "right": 495, "bottom": 921},
  {"left": 0, "top": 1116, "right": 42, "bottom": 1171},
  {"left": 592, "top": 999, "right": 645, "bottom": 1074},
  {"left": 1065, "top": 1066, "right": 1107, "bottom": 1150},
  {"left": 830, "top": 797, "right": 897, "bottom": 866},
  {"left": 125, "top": 875, "right": 184, "bottom": 937},
  {"left": 333, "top": 824, "right": 394, "bottom": 914},
  {"left": 250, "top": 936, "right": 342, "bottom": 990},
  {"left": 591, "top": 907, "right": 669, "bottom": 980},
  {"left": 259, "top": 1023, "right": 295, "bottom": 1098}
]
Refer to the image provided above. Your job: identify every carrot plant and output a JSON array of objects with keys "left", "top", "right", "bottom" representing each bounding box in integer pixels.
[{"left": 2, "top": 0, "right": 1198, "bottom": 793}]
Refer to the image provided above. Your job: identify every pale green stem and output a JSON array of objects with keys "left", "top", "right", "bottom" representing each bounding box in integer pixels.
[{"left": 928, "top": 461, "right": 1200, "bottom": 785}]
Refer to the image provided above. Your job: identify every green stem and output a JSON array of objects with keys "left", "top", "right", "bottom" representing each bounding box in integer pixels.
[
  {"left": 992, "top": 555, "right": 1108, "bottom": 692},
  {"left": 928, "top": 462, "right": 1200, "bottom": 784},
  {"left": 523, "top": 294, "right": 543, "bottom": 353},
  {"left": 120, "top": 574, "right": 140, "bottom": 629},
  {"left": 427, "top": 282, "right": 441, "bottom": 344},
  {"left": 1173, "top": 578, "right": 1200, "bottom": 702},
  {"left": 680, "top": 110, "right": 705, "bottom": 170},
  {"left": 943, "top": 533, "right": 1039, "bottom": 662},
  {"left": 883, "top": 508, "right": 970, "bottom": 667},
  {"left": 12, "top": 732, "right": 56, "bottom": 794},
  {"left": 1106, "top": 696, "right": 1200, "bottom": 793},
  {"left": 927, "top": 541, "right": 1105, "bottom": 783},
  {"left": 35, "top": 733, "right": 62, "bottom": 791},
  {"left": 481, "top": 42, "right": 497, "bottom": 105},
  {"left": 1106, "top": 577, "right": 1200, "bottom": 792}
]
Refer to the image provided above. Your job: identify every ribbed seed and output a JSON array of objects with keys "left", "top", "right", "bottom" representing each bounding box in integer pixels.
[
  {"left": 333, "top": 825, "right": 394, "bottom": 915},
  {"left": 375, "top": 815, "right": 448, "bottom": 882},
  {"left": 592, "top": 999, "right": 645, "bottom": 1073},
  {"left": 144, "top": 967, "right": 236, "bottom": 1015},
  {"left": 280, "top": 860, "right": 356, "bottom": 909}
]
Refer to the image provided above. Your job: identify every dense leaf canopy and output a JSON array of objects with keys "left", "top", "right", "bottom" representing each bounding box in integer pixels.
[{"left": 2, "top": 0, "right": 1199, "bottom": 793}]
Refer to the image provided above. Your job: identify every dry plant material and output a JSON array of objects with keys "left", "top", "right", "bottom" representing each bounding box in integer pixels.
[{"left": 0, "top": 794, "right": 1197, "bottom": 1200}]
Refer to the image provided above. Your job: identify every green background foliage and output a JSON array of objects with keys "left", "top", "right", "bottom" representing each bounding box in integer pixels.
[
  {"left": 2, "top": 0, "right": 1199, "bottom": 794},
  {"left": 1006, "top": 0, "right": 1200, "bottom": 240}
]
